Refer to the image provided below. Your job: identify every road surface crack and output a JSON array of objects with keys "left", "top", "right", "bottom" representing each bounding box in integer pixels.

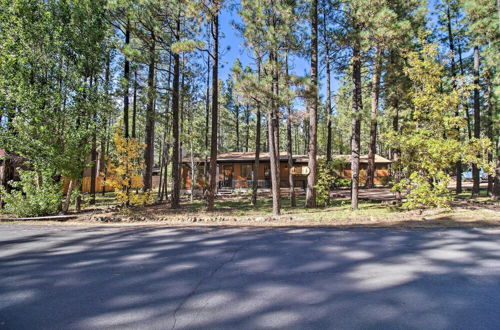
[{"left": 171, "top": 242, "right": 246, "bottom": 329}]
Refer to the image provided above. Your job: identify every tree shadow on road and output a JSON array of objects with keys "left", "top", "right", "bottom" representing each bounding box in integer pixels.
[{"left": 0, "top": 225, "right": 499, "bottom": 329}]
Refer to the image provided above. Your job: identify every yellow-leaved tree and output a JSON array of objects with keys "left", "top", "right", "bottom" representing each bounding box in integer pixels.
[
  {"left": 107, "top": 127, "right": 152, "bottom": 207},
  {"left": 385, "top": 37, "right": 493, "bottom": 210}
]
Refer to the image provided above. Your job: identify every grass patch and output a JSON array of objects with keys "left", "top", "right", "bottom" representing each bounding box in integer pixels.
[{"left": 7, "top": 188, "right": 493, "bottom": 228}]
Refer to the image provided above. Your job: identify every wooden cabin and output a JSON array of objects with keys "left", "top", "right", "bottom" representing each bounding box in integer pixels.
[
  {"left": 181, "top": 152, "right": 392, "bottom": 190},
  {"left": 0, "top": 149, "right": 28, "bottom": 186}
]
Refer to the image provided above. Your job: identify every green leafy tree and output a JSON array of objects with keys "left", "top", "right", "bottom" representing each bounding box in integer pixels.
[
  {"left": 0, "top": 170, "right": 63, "bottom": 217},
  {"left": 0, "top": 0, "right": 110, "bottom": 213},
  {"left": 386, "top": 38, "right": 492, "bottom": 209}
]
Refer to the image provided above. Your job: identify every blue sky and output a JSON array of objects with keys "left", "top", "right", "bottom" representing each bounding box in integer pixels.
[
  {"left": 218, "top": 8, "right": 310, "bottom": 78},
  {"left": 217, "top": 6, "right": 319, "bottom": 94},
  {"left": 216, "top": 0, "right": 439, "bottom": 105}
]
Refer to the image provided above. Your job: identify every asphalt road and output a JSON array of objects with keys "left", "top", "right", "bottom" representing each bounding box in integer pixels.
[{"left": 1, "top": 225, "right": 500, "bottom": 330}]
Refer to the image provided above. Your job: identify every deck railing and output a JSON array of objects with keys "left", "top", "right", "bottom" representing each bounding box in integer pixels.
[{"left": 218, "top": 180, "right": 272, "bottom": 189}]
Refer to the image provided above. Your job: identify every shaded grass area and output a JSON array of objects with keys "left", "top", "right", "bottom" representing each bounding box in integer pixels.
[
  {"left": 2, "top": 188, "right": 497, "bottom": 227},
  {"left": 68, "top": 190, "right": 499, "bottom": 227},
  {"left": 455, "top": 190, "right": 494, "bottom": 199}
]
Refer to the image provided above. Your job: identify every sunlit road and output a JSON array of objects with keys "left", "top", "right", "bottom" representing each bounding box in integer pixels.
[{"left": 1, "top": 224, "right": 500, "bottom": 329}]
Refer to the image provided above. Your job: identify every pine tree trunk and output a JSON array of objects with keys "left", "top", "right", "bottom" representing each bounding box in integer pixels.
[
  {"left": 235, "top": 105, "right": 240, "bottom": 151},
  {"left": 323, "top": 8, "right": 333, "bottom": 162},
  {"left": 74, "top": 179, "right": 82, "bottom": 212},
  {"left": 89, "top": 74, "right": 97, "bottom": 204},
  {"left": 132, "top": 69, "right": 137, "bottom": 138},
  {"left": 488, "top": 149, "right": 494, "bottom": 196},
  {"left": 268, "top": 112, "right": 281, "bottom": 215},
  {"left": 158, "top": 135, "right": 166, "bottom": 201},
  {"left": 251, "top": 107, "right": 261, "bottom": 206},
  {"left": 304, "top": 119, "right": 309, "bottom": 155},
  {"left": 285, "top": 53, "right": 296, "bottom": 207},
  {"left": 458, "top": 41, "right": 472, "bottom": 140},
  {"left": 100, "top": 123, "right": 107, "bottom": 196},
  {"left": 251, "top": 59, "right": 262, "bottom": 207},
  {"left": 204, "top": 33, "right": 211, "bottom": 189},
  {"left": 292, "top": 125, "right": 299, "bottom": 153},
  {"left": 62, "top": 179, "right": 74, "bottom": 214},
  {"left": 179, "top": 63, "right": 185, "bottom": 175},
  {"left": 263, "top": 117, "right": 268, "bottom": 152},
  {"left": 162, "top": 143, "right": 170, "bottom": 201},
  {"left": 306, "top": 0, "right": 318, "bottom": 208},
  {"left": 159, "top": 54, "right": 172, "bottom": 201},
  {"left": 339, "top": 132, "right": 343, "bottom": 154},
  {"left": 171, "top": 19, "right": 181, "bottom": 209},
  {"left": 268, "top": 50, "right": 281, "bottom": 216},
  {"left": 160, "top": 105, "right": 170, "bottom": 203},
  {"left": 102, "top": 54, "right": 111, "bottom": 196},
  {"left": 217, "top": 108, "right": 222, "bottom": 151},
  {"left": 493, "top": 153, "right": 500, "bottom": 201},
  {"left": 143, "top": 35, "right": 156, "bottom": 192},
  {"left": 245, "top": 105, "right": 250, "bottom": 152},
  {"left": 287, "top": 115, "right": 295, "bottom": 207},
  {"left": 446, "top": 6, "right": 462, "bottom": 194},
  {"left": 351, "top": 45, "right": 362, "bottom": 210},
  {"left": 487, "top": 79, "right": 494, "bottom": 196},
  {"left": 123, "top": 20, "right": 130, "bottom": 138},
  {"left": 366, "top": 49, "right": 381, "bottom": 189},
  {"left": 392, "top": 100, "right": 402, "bottom": 202},
  {"left": 190, "top": 137, "right": 195, "bottom": 203},
  {"left": 472, "top": 46, "right": 481, "bottom": 197},
  {"left": 325, "top": 55, "right": 333, "bottom": 162},
  {"left": 158, "top": 138, "right": 164, "bottom": 197},
  {"left": 207, "top": 6, "right": 219, "bottom": 212},
  {"left": 90, "top": 120, "right": 97, "bottom": 204}
]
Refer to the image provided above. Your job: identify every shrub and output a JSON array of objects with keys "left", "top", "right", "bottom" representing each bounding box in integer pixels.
[
  {"left": 334, "top": 178, "right": 350, "bottom": 188},
  {"left": 0, "top": 170, "right": 63, "bottom": 217},
  {"left": 392, "top": 171, "right": 452, "bottom": 210},
  {"left": 384, "top": 40, "right": 493, "bottom": 210},
  {"left": 315, "top": 158, "right": 347, "bottom": 206}
]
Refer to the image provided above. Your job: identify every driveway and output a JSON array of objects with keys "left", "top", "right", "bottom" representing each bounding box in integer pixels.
[{"left": 1, "top": 225, "right": 499, "bottom": 329}]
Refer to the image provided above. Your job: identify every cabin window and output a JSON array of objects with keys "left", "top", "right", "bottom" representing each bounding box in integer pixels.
[
  {"left": 241, "top": 164, "right": 253, "bottom": 179},
  {"left": 264, "top": 165, "right": 270, "bottom": 178},
  {"left": 290, "top": 165, "right": 310, "bottom": 175}
]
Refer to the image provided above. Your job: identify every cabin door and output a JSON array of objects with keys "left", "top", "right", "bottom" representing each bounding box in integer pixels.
[{"left": 221, "top": 165, "right": 233, "bottom": 188}]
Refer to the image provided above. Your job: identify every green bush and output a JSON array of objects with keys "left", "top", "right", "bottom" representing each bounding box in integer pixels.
[
  {"left": 0, "top": 170, "right": 63, "bottom": 217},
  {"left": 334, "top": 178, "right": 350, "bottom": 188},
  {"left": 315, "top": 158, "right": 347, "bottom": 207},
  {"left": 392, "top": 171, "right": 452, "bottom": 210}
]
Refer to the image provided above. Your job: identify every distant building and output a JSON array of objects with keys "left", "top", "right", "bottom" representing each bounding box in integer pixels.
[
  {"left": 181, "top": 152, "right": 392, "bottom": 190},
  {"left": 0, "top": 149, "right": 28, "bottom": 185}
]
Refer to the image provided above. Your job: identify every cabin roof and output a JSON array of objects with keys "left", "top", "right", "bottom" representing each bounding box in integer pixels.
[
  {"left": 182, "top": 152, "right": 392, "bottom": 164},
  {"left": 339, "top": 154, "right": 393, "bottom": 164}
]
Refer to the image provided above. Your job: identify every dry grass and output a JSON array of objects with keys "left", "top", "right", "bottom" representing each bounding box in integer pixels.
[{"left": 1, "top": 191, "right": 498, "bottom": 228}]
